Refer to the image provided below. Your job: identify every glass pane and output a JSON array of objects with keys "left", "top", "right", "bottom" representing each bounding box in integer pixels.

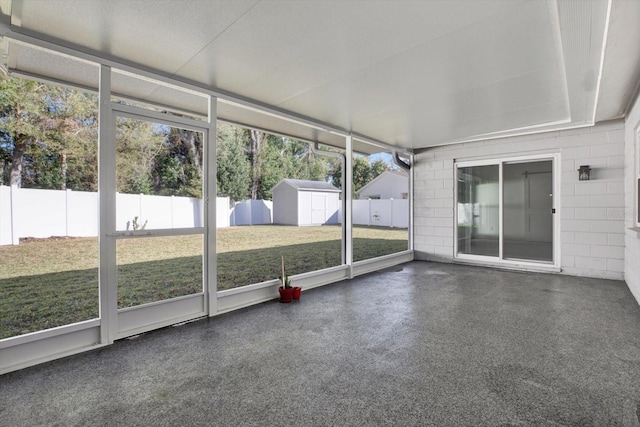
[
  {"left": 115, "top": 117, "right": 204, "bottom": 231},
  {"left": 0, "top": 72, "right": 99, "bottom": 339},
  {"left": 457, "top": 165, "right": 499, "bottom": 257},
  {"left": 352, "top": 149, "right": 409, "bottom": 262},
  {"left": 503, "top": 161, "right": 553, "bottom": 262},
  {"left": 0, "top": 237, "right": 98, "bottom": 339},
  {"left": 116, "top": 235, "right": 203, "bottom": 309},
  {"left": 215, "top": 123, "right": 343, "bottom": 291}
]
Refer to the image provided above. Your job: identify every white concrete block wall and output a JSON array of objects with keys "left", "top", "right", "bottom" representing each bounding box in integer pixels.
[
  {"left": 624, "top": 91, "right": 640, "bottom": 305},
  {"left": 414, "top": 120, "right": 626, "bottom": 280}
]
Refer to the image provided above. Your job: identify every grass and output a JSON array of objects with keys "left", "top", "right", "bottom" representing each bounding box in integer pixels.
[{"left": 0, "top": 225, "right": 407, "bottom": 339}]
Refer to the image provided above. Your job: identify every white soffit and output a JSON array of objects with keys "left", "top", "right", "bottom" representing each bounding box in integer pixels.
[
  {"left": 595, "top": 0, "right": 640, "bottom": 121},
  {"left": 1, "top": 0, "right": 630, "bottom": 150}
]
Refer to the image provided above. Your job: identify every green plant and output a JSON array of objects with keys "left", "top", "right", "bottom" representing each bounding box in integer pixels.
[
  {"left": 132, "top": 216, "right": 148, "bottom": 230},
  {"left": 281, "top": 275, "right": 292, "bottom": 288}
]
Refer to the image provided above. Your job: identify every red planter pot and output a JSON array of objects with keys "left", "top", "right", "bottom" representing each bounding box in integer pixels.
[
  {"left": 292, "top": 287, "right": 302, "bottom": 300},
  {"left": 279, "top": 287, "right": 294, "bottom": 303}
]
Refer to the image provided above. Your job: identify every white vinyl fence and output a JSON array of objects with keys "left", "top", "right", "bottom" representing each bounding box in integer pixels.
[
  {"left": 226, "top": 199, "right": 409, "bottom": 228},
  {"left": 350, "top": 199, "right": 409, "bottom": 228},
  {"left": 230, "top": 199, "right": 273, "bottom": 226},
  {"left": 0, "top": 185, "right": 232, "bottom": 245},
  {"left": 0, "top": 186, "right": 409, "bottom": 245}
]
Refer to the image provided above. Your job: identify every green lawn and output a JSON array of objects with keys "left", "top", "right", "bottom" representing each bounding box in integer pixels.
[{"left": 0, "top": 225, "right": 407, "bottom": 339}]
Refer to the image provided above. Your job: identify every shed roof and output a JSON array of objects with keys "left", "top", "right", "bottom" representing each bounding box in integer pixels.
[{"left": 273, "top": 179, "right": 341, "bottom": 193}]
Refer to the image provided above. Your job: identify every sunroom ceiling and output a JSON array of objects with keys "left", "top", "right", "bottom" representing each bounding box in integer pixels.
[{"left": 1, "top": 0, "right": 639, "bottom": 150}]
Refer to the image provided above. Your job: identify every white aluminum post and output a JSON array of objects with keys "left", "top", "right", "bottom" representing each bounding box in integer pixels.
[
  {"left": 409, "top": 153, "right": 414, "bottom": 251},
  {"left": 552, "top": 154, "right": 561, "bottom": 268},
  {"left": 498, "top": 162, "right": 504, "bottom": 260},
  {"left": 206, "top": 95, "right": 218, "bottom": 315},
  {"left": 345, "top": 134, "right": 353, "bottom": 277},
  {"left": 98, "top": 64, "right": 117, "bottom": 344}
]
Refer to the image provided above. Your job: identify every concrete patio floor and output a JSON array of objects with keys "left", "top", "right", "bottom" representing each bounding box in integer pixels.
[{"left": 2, "top": 261, "right": 639, "bottom": 426}]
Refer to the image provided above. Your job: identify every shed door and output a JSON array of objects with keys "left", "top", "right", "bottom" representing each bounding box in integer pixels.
[{"left": 311, "top": 193, "right": 327, "bottom": 224}]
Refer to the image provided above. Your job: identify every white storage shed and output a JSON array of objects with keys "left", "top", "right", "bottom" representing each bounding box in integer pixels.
[{"left": 272, "top": 179, "right": 340, "bottom": 226}]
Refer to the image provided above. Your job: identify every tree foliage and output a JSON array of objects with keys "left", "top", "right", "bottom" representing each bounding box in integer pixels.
[
  {"left": 217, "top": 124, "right": 250, "bottom": 202},
  {"left": 116, "top": 120, "right": 204, "bottom": 197},
  {"left": 329, "top": 155, "right": 390, "bottom": 195},
  {"left": 0, "top": 74, "right": 98, "bottom": 190},
  {"left": 153, "top": 127, "right": 203, "bottom": 198}
]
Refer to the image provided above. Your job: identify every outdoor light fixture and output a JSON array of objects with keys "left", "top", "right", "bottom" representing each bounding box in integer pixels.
[{"left": 578, "top": 165, "right": 591, "bottom": 181}]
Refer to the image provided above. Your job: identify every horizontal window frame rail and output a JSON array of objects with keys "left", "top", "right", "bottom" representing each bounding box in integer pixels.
[
  {"left": 0, "top": 318, "right": 101, "bottom": 349},
  {"left": 112, "top": 103, "right": 210, "bottom": 132}
]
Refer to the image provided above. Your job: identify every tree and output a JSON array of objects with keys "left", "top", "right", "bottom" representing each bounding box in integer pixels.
[
  {"left": 0, "top": 75, "right": 46, "bottom": 187},
  {"left": 286, "top": 139, "right": 328, "bottom": 182},
  {"left": 256, "top": 136, "right": 330, "bottom": 200},
  {"left": 352, "top": 157, "right": 373, "bottom": 192},
  {"left": 370, "top": 159, "right": 388, "bottom": 181},
  {"left": 248, "top": 129, "right": 267, "bottom": 200},
  {"left": 327, "top": 154, "right": 390, "bottom": 196},
  {"left": 258, "top": 139, "right": 291, "bottom": 200},
  {"left": 216, "top": 124, "right": 250, "bottom": 202},
  {"left": 152, "top": 127, "right": 203, "bottom": 197},
  {"left": 0, "top": 74, "right": 98, "bottom": 190},
  {"left": 327, "top": 157, "right": 343, "bottom": 189},
  {"left": 115, "top": 117, "right": 163, "bottom": 194}
]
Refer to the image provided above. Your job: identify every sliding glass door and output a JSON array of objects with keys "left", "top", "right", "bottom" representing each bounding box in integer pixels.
[
  {"left": 456, "top": 164, "right": 499, "bottom": 257},
  {"left": 455, "top": 156, "right": 556, "bottom": 266},
  {"left": 503, "top": 160, "right": 553, "bottom": 262}
]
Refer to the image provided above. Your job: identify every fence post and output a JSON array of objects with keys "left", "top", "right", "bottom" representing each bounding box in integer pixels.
[
  {"left": 170, "top": 195, "right": 175, "bottom": 228},
  {"left": 10, "top": 185, "right": 19, "bottom": 245},
  {"left": 0, "top": 186, "right": 6, "bottom": 245},
  {"left": 390, "top": 198, "right": 394, "bottom": 228},
  {"left": 65, "top": 189, "right": 72, "bottom": 236},
  {"left": 368, "top": 199, "right": 371, "bottom": 226},
  {"left": 139, "top": 193, "right": 144, "bottom": 227},
  {"left": 0, "top": 186, "right": 4, "bottom": 245},
  {"left": 233, "top": 201, "right": 237, "bottom": 226}
]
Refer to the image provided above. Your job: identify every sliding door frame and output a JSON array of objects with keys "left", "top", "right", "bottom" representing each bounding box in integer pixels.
[{"left": 454, "top": 153, "right": 561, "bottom": 270}]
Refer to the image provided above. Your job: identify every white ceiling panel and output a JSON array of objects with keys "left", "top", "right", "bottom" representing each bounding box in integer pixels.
[
  {"left": 276, "top": 0, "right": 568, "bottom": 146},
  {"left": 11, "top": 0, "right": 259, "bottom": 75},
  {"left": 2, "top": 0, "right": 638, "bottom": 150}
]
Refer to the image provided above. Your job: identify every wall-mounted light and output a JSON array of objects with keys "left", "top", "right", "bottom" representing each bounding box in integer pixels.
[{"left": 578, "top": 165, "right": 591, "bottom": 181}]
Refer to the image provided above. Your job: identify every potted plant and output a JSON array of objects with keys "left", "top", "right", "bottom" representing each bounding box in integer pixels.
[{"left": 279, "top": 256, "right": 295, "bottom": 303}]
